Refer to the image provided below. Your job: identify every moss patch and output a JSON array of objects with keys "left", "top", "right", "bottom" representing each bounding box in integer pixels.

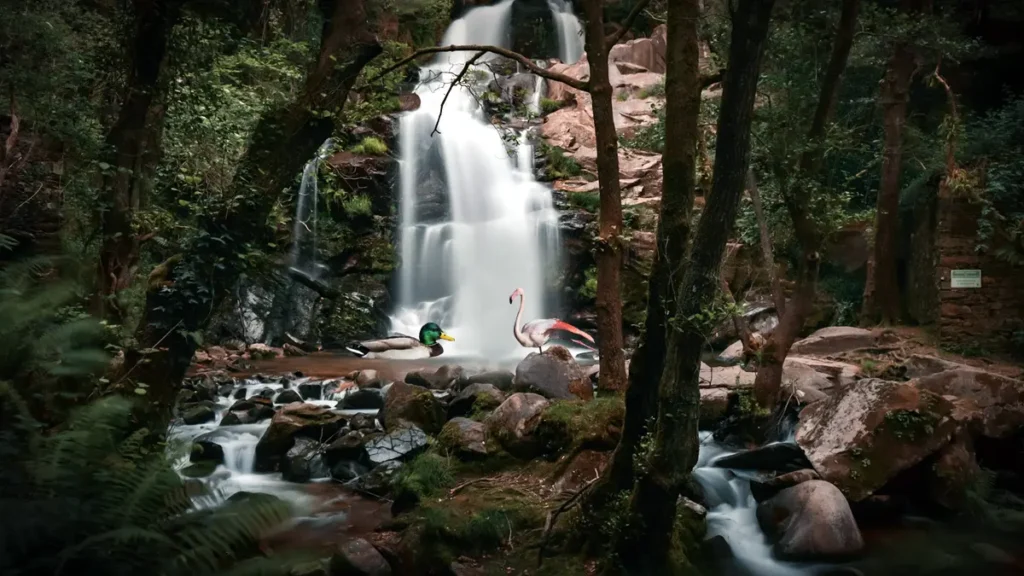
[{"left": 536, "top": 397, "right": 625, "bottom": 457}]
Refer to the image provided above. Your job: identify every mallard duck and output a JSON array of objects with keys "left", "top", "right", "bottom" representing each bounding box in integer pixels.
[{"left": 345, "top": 322, "right": 455, "bottom": 360}]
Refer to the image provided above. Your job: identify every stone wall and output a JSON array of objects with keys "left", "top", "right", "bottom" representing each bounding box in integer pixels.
[{"left": 933, "top": 193, "right": 1024, "bottom": 353}]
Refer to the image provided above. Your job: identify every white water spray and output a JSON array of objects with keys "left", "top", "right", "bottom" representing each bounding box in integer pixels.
[{"left": 547, "top": 0, "right": 585, "bottom": 64}]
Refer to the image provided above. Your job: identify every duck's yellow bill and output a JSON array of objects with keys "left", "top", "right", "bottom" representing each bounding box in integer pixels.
[{"left": 439, "top": 332, "right": 455, "bottom": 342}]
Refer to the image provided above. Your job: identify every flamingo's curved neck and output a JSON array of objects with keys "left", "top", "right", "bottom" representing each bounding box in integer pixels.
[{"left": 513, "top": 292, "right": 530, "bottom": 347}]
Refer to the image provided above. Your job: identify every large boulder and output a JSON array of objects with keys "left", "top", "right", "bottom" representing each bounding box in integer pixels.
[
  {"left": 447, "top": 383, "right": 505, "bottom": 419},
  {"left": 513, "top": 346, "right": 592, "bottom": 400},
  {"left": 484, "top": 393, "right": 550, "bottom": 458},
  {"left": 927, "top": 433, "right": 981, "bottom": 511},
  {"left": 281, "top": 436, "right": 330, "bottom": 483},
  {"left": 460, "top": 370, "right": 515, "bottom": 392},
  {"left": 712, "top": 442, "right": 812, "bottom": 474},
  {"left": 790, "top": 327, "right": 878, "bottom": 356},
  {"left": 182, "top": 403, "right": 216, "bottom": 425},
  {"left": 756, "top": 480, "right": 864, "bottom": 560},
  {"left": 404, "top": 365, "right": 464, "bottom": 391},
  {"left": 780, "top": 360, "right": 832, "bottom": 403},
  {"left": 253, "top": 403, "right": 345, "bottom": 473},
  {"left": 340, "top": 388, "right": 385, "bottom": 410},
  {"left": 749, "top": 468, "right": 821, "bottom": 502},
  {"left": 784, "top": 356, "right": 861, "bottom": 388},
  {"left": 700, "top": 363, "right": 756, "bottom": 389},
  {"left": 437, "top": 417, "right": 490, "bottom": 459},
  {"left": 381, "top": 382, "right": 445, "bottom": 434},
  {"left": 795, "top": 379, "right": 958, "bottom": 501},
  {"left": 329, "top": 537, "right": 392, "bottom": 576},
  {"left": 911, "top": 368, "right": 1024, "bottom": 439}
]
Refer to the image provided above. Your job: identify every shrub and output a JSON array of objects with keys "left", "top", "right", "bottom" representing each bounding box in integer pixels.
[{"left": 350, "top": 136, "right": 388, "bottom": 156}]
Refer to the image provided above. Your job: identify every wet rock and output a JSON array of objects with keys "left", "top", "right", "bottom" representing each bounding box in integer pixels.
[
  {"left": 331, "top": 460, "right": 370, "bottom": 482},
  {"left": 182, "top": 404, "right": 216, "bottom": 425},
  {"left": 275, "top": 389, "right": 303, "bottom": 405},
  {"left": 381, "top": 382, "right": 445, "bottom": 434},
  {"left": 350, "top": 412, "right": 378, "bottom": 431},
  {"left": 701, "top": 534, "right": 734, "bottom": 563},
  {"left": 756, "top": 480, "right": 864, "bottom": 560},
  {"left": 364, "top": 426, "right": 428, "bottom": 465},
  {"left": 513, "top": 346, "right": 592, "bottom": 400},
  {"left": 180, "top": 460, "right": 218, "bottom": 478},
  {"left": 227, "top": 491, "right": 282, "bottom": 506},
  {"left": 290, "top": 560, "right": 329, "bottom": 576},
  {"left": 233, "top": 387, "right": 248, "bottom": 400},
  {"left": 247, "top": 343, "right": 279, "bottom": 360},
  {"left": 795, "top": 379, "right": 958, "bottom": 501},
  {"left": 218, "top": 383, "right": 234, "bottom": 397},
  {"left": 712, "top": 442, "right": 812, "bottom": 473},
  {"left": 281, "top": 436, "right": 330, "bottom": 483},
  {"left": 220, "top": 397, "right": 275, "bottom": 425},
  {"left": 325, "top": 430, "right": 368, "bottom": 465},
  {"left": 461, "top": 370, "right": 515, "bottom": 392},
  {"left": 912, "top": 368, "right": 1024, "bottom": 439},
  {"left": 750, "top": 468, "right": 821, "bottom": 502},
  {"left": 283, "top": 343, "right": 307, "bottom": 357},
  {"left": 437, "top": 417, "right": 490, "bottom": 459},
  {"left": 298, "top": 382, "right": 323, "bottom": 400},
  {"left": 189, "top": 437, "right": 225, "bottom": 464},
  {"left": 404, "top": 364, "right": 464, "bottom": 391},
  {"left": 341, "top": 388, "right": 385, "bottom": 410},
  {"left": 348, "top": 460, "right": 403, "bottom": 495},
  {"left": 699, "top": 387, "right": 732, "bottom": 426},
  {"left": 484, "top": 393, "right": 549, "bottom": 458},
  {"left": 254, "top": 403, "right": 346, "bottom": 473},
  {"left": 329, "top": 537, "right": 392, "bottom": 576},
  {"left": 447, "top": 383, "right": 505, "bottom": 419},
  {"left": 789, "top": 326, "right": 878, "bottom": 356},
  {"left": 927, "top": 433, "right": 981, "bottom": 511},
  {"left": 356, "top": 369, "right": 382, "bottom": 388},
  {"left": 256, "top": 387, "right": 276, "bottom": 399}
]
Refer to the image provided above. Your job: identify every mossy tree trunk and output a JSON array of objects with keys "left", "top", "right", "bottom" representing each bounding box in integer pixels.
[
  {"left": 581, "top": 0, "right": 628, "bottom": 393},
  {"left": 93, "top": 0, "right": 183, "bottom": 324},
  {"left": 118, "top": 0, "right": 383, "bottom": 429},
  {"left": 753, "top": 0, "right": 860, "bottom": 409},
  {"left": 614, "top": 1, "right": 775, "bottom": 573},
  {"left": 583, "top": 0, "right": 701, "bottom": 512}
]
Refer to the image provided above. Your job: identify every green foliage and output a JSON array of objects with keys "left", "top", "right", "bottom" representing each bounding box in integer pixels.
[
  {"left": 568, "top": 191, "right": 601, "bottom": 213},
  {"left": 540, "top": 97, "right": 567, "bottom": 115},
  {"left": 0, "top": 388, "right": 297, "bottom": 576},
  {"left": 543, "top": 143, "right": 582, "bottom": 180},
  {"left": 638, "top": 79, "right": 666, "bottom": 99},
  {"left": 349, "top": 136, "right": 389, "bottom": 156},
  {"left": 620, "top": 106, "right": 665, "bottom": 153},
  {"left": 342, "top": 195, "right": 374, "bottom": 217},
  {"left": 391, "top": 452, "right": 455, "bottom": 502},
  {"left": 578, "top": 267, "right": 598, "bottom": 301}
]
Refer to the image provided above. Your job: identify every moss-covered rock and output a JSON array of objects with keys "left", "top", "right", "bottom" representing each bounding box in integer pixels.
[
  {"left": 437, "top": 417, "right": 492, "bottom": 460},
  {"left": 382, "top": 382, "right": 445, "bottom": 435}
]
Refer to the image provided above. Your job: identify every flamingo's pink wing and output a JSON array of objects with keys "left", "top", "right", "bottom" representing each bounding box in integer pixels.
[
  {"left": 548, "top": 319, "right": 596, "bottom": 343},
  {"left": 522, "top": 318, "right": 556, "bottom": 337}
]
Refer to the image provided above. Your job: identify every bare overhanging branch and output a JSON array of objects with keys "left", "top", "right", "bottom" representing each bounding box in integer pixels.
[
  {"left": 369, "top": 44, "right": 590, "bottom": 91},
  {"left": 431, "top": 51, "right": 485, "bottom": 136},
  {"left": 605, "top": 0, "right": 653, "bottom": 50}
]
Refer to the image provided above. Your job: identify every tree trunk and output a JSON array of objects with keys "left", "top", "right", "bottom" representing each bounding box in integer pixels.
[
  {"left": 117, "top": 0, "right": 382, "bottom": 428},
  {"left": 863, "top": 0, "right": 922, "bottom": 324},
  {"left": 615, "top": 1, "right": 775, "bottom": 573},
  {"left": 583, "top": 0, "right": 702, "bottom": 511},
  {"left": 581, "top": 0, "right": 627, "bottom": 392},
  {"left": 94, "top": 0, "right": 182, "bottom": 324},
  {"left": 753, "top": 0, "right": 860, "bottom": 409}
]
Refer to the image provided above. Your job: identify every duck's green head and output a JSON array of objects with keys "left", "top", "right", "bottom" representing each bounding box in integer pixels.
[{"left": 419, "top": 322, "right": 454, "bottom": 346}]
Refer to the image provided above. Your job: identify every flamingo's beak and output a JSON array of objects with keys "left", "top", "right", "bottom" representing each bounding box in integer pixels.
[
  {"left": 439, "top": 332, "right": 455, "bottom": 342},
  {"left": 508, "top": 296, "right": 513, "bottom": 304}
]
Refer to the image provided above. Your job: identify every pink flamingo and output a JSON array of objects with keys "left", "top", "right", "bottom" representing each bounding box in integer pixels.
[{"left": 509, "top": 287, "right": 597, "bottom": 353}]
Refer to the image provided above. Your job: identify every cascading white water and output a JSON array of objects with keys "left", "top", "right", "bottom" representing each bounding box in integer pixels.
[
  {"left": 389, "top": 0, "right": 572, "bottom": 362},
  {"left": 289, "top": 138, "right": 334, "bottom": 282},
  {"left": 547, "top": 0, "right": 585, "bottom": 64}
]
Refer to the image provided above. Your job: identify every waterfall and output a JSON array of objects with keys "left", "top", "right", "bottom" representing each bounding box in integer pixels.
[
  {"left": 547, "top": 0, "right": 584, "bottom": 64},
  {"left": 290, "top": 139, "right": 334, "bottom": 281},
  {"left": 390, "top": 0, "right": 576, "bottom": 362}
]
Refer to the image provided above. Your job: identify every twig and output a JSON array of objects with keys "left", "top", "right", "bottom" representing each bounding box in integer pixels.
[
  {"left": 448, "top": 475, "right": 498, "bottom": 497},
  {"left": 432, "top": 51, "right": 485, "bottom": 137},
  {"left": 537, "top": 476, "right": 598, "bottom": 568},
  {"left": 368, "top": 44, "right": 589, "bottom": 91}
]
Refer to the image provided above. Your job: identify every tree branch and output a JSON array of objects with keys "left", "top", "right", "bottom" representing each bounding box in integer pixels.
[
  {"left": 605, "top": 0, "right": 653, "bottom": 50},
  {"left": 747, "top": 169, "right": 786, "bottom": 316},
  {"left": 369, "top": 45, "right": 590, "bottom": 91},
  {"left": 432, "top": 51, "right": 484, "bottom": 136}
]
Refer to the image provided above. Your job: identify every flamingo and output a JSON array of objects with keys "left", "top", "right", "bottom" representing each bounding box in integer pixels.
[{"left": 509, "top": 287, "right": 597, "bottom": 353}]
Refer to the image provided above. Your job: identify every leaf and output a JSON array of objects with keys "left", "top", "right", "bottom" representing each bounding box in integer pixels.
[
  {"left": 98, "top": 162, "right": 111, "bottom": 170},
  {"left": 134, "top": 388, "right": 147, "bottom": 395}
]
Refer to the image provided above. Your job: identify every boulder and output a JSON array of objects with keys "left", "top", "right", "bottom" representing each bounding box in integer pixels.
[
  {"left": 781, "top": 361, "right": 832, "bottom": 403},
  {"left": 189, "top": 436, "right": 225, "bottom": 464},
  {"left": 756, "top": 480, "right": 864, "bottom": 560},
  {"left": 347, "top": 460, "right": 403, "bottom": 495},
  {"left": 447, "top": 383, "right": 505, "bottom": 419},
  {"left": 784, "top": 356, "right": 861, "bottom": 388},
  {"left": 248, "top": 343, "right": 279, "bottom": 360},
  {"left": 253, "top": 403, "right": 346, "bottom": 473},
  {"left": 182, "top": 404, "right": 216, "bottom": 425},
  {"left": 911, "top": 368, "right": 1024, "bottom": 439},
  {"left": 699, "top": 363, "right": 756, "bottom": 389},
  {"left": 795, "top": 379, "right": 958, "bottom": 501},
  {"left": 350, "top": 412, "right": 378, "bottom": 430},
  {"left": 484, "top": 393, "right": 550, "bottom": 458},
  {"left": 437, "top": 417, "right": 490, "bottom": 459},
  {"left": 298, "top": 381, "right": 323, "bottom": 400},
  {"left": 283, "top": 343, "right": 307, "bottom": 357},
  {"left": 713, "top": 443, "right": 812, "bottom": 474},
  {"left": 461, "top": 370, "right": 515, "bottom": 392},
  {"left": 329, "top": 537, "right": 392, "bottom": 576},
  {"left": 341, "top": 388, "right": 385, "bottom": 410},
  {"left": 325, "top": 430, "right": 368, "bottom": 465},
  {"left": 275, "top": 389, "right": 303, "bottom": 405},
  {"left": 220, "top": 397, "right": 275, "bottom": 425},
  {"left": 750, "top": 468, "right": 821, "bottom": 502},
  {"left": 513, "top": 346, "right": 592, "bottom": 400},
  {"left": 927, "top": 433, "right": 981, "bottom": 510},
  {"left": 364, "top": 426, "right": 428, "bottom": 465},
  {"left": 608, "top": 36, "right": 665, "bottom": 74},
  {"left": 281, "top": 436, "right": 330, "bottom": 483},
  {"left": 356, "top": 369, "right": 383, "bottom": 388},
  {"left": 404, "top": 365, "right": 463, "bottom": 390},
  {"left": 903, "top": 354, "right": 970, "bottom": 379},
  {"left": 381, "top": 382, "right": 445, "bottom": 434},
  {"left": 715, "top": 340, "right": 746, "bottom": 365},
  {"left": 789, "top": 326, "right": 878, "bottom": 356},
  {"left": 699, "top": 387, "right": 731, "bottom": 426},
  {"left": 331, "top": 460, "right": 371, "bottom": 482}
]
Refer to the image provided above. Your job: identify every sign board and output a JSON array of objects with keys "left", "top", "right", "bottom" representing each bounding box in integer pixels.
[{"left": 950, "top": 269, "right": 982, "bottom": 289}]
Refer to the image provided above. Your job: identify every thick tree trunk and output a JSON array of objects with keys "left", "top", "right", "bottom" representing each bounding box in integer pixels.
[
  {"left": 94, "top": 0, "right": 182, "bottom": 324},
  {"left": 118, "top": 0, "right": 382, "bottom": 428},
  {"left": 753, "top": 0, "right": 860, "bottom": 409},
  {"left": 863, "top": 0, "right": 924, "bottom": 324},
  {"left": 614, "top": 1, "right": 775, "bottom": 573},
  {"left": 583, "top": 0, "right": 702, "bottom": 510},
  {"left": 581, "top": 0, "right": 627, "bottom": 392}
]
